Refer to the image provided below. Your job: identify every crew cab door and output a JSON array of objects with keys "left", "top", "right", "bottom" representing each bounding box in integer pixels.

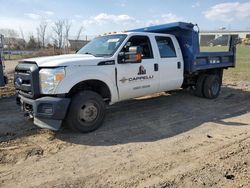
[
  {"left": 116, "top": 35, "right": 160, "bottom": 101},
  {"left": 153, "top": 35, "right": 184, "bottom": 91}
]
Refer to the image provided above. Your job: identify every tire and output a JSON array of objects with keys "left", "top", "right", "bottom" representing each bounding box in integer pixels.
[
  {"left": 203, "top": 75, "right": 221, "bottom": 99},
  {"left": 194, "top": 74, "right": 207, "bottom": 97},
  {"left": 65, "top": 90, "right": 106, "bottom": 133}
]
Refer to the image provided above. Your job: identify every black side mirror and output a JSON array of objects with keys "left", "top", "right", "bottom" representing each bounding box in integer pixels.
[{"left": 118, "top": 46, "right": 142, "bottom": 64}]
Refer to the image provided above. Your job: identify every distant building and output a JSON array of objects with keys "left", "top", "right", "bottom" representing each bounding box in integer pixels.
[
  {"left": 68, "top": 40, "right": 90, "bottom": 51},
  {"left": 200, "top": 30, "right": 250, "bottom": 46}
]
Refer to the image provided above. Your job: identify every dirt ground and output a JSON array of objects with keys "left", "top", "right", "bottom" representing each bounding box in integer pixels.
[{"left": 0, "top": 61, "right": 250, "bottom": 188}]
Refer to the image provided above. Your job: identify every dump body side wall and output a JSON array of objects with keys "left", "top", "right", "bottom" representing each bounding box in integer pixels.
[{"left": 129, "top": 22, "right": 236, "bottom": 74}]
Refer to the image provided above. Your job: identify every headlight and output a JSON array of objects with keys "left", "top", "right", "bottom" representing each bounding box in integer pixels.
[{"left": 39, "top": 67, "right": 65, "bottom": 94}]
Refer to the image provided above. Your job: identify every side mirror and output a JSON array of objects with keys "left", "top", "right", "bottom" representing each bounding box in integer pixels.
[{"left": 119, "top": 46, "right": 142, "bottom": 64}]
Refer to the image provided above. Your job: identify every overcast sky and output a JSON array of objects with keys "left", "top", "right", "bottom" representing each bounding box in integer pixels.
[{"left": 0, "top": 0, "right": 250, "bottom": 38}]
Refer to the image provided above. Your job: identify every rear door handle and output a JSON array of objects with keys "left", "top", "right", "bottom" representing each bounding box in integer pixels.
[
  {"left": 177, "top": 62, "right": 181, "bottom": 69},
  {"left": 154, "top": 63, "right": 159, "bottom": 71}
]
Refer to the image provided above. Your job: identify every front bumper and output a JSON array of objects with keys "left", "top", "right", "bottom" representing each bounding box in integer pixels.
[{"left": 17, "top": 95, "right": 71, "bottom": 131}]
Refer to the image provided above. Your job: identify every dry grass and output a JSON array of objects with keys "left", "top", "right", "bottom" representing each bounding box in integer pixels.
[{"left": 3, "top": 48, "right": 74, "bottom": 60}]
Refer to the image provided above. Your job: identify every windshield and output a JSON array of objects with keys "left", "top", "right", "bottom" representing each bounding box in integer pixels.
[{"left": 77, "top": 34, "right": 127, "bottom": 57}]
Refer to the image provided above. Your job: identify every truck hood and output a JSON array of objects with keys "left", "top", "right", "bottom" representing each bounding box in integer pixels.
[{"left": 21, "top": 54, "right": 108, "bottom": 67}]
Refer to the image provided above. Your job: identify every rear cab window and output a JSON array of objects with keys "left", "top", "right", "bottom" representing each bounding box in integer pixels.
[{"left": 155, "top": 36, "right": 177, "bottom": 58}]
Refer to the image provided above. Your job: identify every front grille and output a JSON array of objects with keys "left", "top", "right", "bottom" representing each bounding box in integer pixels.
[{"left": 14, "top": 62, "right": 40, "bottom": 99}]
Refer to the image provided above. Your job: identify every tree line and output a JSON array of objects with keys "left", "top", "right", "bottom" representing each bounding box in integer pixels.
[{"left": 0, "top": 19, "right": 84, "bottom": 52}]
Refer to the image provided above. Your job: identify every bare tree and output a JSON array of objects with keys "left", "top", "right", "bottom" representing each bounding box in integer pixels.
[
  {"left": 37, "top": 20, "right": 48, "bottom": 48},
  {"left": 26, "top": 35, "right": 38, "bottom": 50},
  {"left": 0, "top": 29, "right": 19, "bottom": 40},
  {"left": 36, "top": 28, "right": 41, "bottom": 49},
  {"left": 0, "top": 29, "right": 19, "bottom": 59},
  {"left": 19, "top": 27, "right": 26, "bottom": 51},
  {"left": 52, "top": 20, "right": 64, "bottom": 49},
  {"left": 64, "top": 19, "right": 72, "bottom": 53},
  {"left": 76, "top": 26, "right": 84, "bottom": 41},
  {"left": 19, "top": 27, "right": 25, "bottom": 41}
]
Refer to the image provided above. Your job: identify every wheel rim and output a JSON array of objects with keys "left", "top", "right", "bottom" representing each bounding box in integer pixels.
[
  {"left": 79, "top": 102, "right": 98, "bottom": 123},
  {"left": 211, "top": 80, "right": 220, "bottom": 95}
]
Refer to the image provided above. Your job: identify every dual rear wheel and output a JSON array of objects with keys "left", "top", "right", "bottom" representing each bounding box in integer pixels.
[{"left": 194, "top": 74, "right": 222, "bottom": 99}]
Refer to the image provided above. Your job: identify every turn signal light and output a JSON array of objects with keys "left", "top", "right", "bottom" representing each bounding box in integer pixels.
[{"left": 55, "top": 73, "right": 65, "bottom": 81}]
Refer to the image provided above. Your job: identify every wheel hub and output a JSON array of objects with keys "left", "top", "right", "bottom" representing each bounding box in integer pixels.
[{"left": 80, "top": 103, "right": 98, "bottom": 122}]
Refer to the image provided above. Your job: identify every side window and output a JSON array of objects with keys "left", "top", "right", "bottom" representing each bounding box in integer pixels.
[
  {"left": 123, "top": 36, "right": 153, "bottom": 59},
  {"left": 155, "top": 36, "right": 177, "bottom": 58}
]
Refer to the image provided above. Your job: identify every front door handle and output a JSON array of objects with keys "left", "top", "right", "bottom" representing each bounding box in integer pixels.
[
  {"left": 177, "top": 62, "right": 181, "bottom": 69},
  {"left": 154, "top": 63, "right": 159, "bottom": 71}
]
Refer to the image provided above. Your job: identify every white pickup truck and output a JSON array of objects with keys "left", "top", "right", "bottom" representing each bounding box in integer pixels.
[{"left": 15, "top": 22, "right": 236, "bottom": 132}]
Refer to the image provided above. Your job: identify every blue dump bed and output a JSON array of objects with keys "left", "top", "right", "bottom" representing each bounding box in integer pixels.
[{"left": 130, "top": 22, "right": 236, "bottom": 74}]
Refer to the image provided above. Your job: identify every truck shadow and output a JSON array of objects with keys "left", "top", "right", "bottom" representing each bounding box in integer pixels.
[
  {"left": 57, "top": 86, "right": 250, "bottom": 146},
  {"left": 0, "top": 96, "right": 39, "bottom": 142}
]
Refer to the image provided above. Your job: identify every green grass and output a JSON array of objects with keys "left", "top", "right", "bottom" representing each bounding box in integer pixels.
[
  {"left": 4, "top": 54, "right": 32, "bottom": 60},
  {"left": 200, "top": 46, "right": 229, "bottom": 52},
  {"left": 224, "top": 46, "right": 250, "bottom": 82}
]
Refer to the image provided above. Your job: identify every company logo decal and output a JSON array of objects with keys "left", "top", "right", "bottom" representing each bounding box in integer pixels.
[
  {"left": 119, "top": 75, "right": 154, "bottom": 83},
  {"left": 128, "top": 75, "right": 154, "bottom": 82},
  {"left": 138, "top": 65, "right": 146, "bottom": 75},
  {"left": 120, "top": 65, "right": 154, "bottom": 83}
]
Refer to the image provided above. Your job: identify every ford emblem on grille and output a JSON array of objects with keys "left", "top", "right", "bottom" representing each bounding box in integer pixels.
[{"left": 15, "top": 77, "right": 23, "bottom": 87}]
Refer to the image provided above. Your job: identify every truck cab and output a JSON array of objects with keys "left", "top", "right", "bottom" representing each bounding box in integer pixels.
[
  {"left": 104, "top": 32, "right": 184, "bottom": 101},
  {"left": 14, "top": 22, "right": 236, "bottom": 133},
  {"left": 45, "top": 32, "right": 184, "bottom": 102}
]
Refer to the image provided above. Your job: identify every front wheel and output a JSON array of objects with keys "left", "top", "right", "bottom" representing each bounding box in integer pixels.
[{"left": 65, "top": 91, "right": 106, "bottom": 133}]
